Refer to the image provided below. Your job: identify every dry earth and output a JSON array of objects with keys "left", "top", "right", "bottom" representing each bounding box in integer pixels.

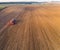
[{"left": 0, "top": 5, "right": 60, "bottom": 50}]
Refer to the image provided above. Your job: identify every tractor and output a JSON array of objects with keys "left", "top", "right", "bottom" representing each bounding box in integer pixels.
[{"left": 8, "top": 19, "right": 16, "bottom": 25}]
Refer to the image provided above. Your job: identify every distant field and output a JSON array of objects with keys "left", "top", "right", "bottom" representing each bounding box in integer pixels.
[
  {"left": 0, "top": 4, "right": 20, "bottom": 10},
  {"left": 0, "top": 5, "right": 7, "bottom": 10},
  {"left": 0, "top": 6, "right": 5, "bottom": 10}
]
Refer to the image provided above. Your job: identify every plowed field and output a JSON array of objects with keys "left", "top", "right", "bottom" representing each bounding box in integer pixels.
[{"left": 0, "top": 5, "right": 60, "bottom": 50}]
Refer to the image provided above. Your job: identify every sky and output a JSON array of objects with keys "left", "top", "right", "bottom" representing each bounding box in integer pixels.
[{"left": 0, "top": 0, "right": 60, "bottom": 2}]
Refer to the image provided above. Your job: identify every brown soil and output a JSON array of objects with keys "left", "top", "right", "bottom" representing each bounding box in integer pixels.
[{"left": 0, "top": 5, "right": 60, "bottom": 50}]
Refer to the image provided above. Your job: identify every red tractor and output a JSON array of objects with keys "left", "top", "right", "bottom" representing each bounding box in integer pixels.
[
  {"left": 0, "top": 19, "right": 16, "bottom": 33},
  {"left": 8, "top": 19, "right": 16, "bottom": 25}
]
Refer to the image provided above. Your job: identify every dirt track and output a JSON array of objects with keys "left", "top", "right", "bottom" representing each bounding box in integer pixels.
[{"left": 0, "top": 5, "right": 60, "bottom": 50}]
